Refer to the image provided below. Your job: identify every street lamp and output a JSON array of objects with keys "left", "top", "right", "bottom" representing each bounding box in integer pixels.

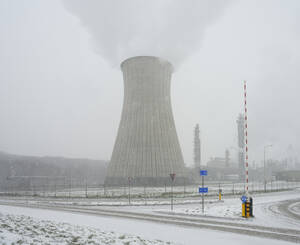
[{"left": 264, "top": 144, "right": 272, "bottom": 192}]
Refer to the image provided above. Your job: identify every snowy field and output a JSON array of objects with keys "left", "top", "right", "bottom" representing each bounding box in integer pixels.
[
  {"left": 0, "top": 204, "right": 296, "bottom": 245},
  {"left": 0, "top": 211, "right": 172, "bottom": 245},
  {"left": 1, "top": 189, "right": 300, "bottom": 244}
]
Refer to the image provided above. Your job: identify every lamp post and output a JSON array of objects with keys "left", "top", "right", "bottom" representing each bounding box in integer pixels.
[{"left": 264, "top": 144, "right": 272, "bottom": 192}]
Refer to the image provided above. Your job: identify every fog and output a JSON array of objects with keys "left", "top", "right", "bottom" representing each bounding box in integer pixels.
[
  {"left": 62, "top": 0, "right": 232, "bottom": 68},
  {"left": 0, "top": 0, "right": 299, "bottom": 167}
]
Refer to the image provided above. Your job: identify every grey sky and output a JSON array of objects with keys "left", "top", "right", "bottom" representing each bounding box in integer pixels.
[{"left": 0, "top": 0, "right": 299, "bottom": 166}]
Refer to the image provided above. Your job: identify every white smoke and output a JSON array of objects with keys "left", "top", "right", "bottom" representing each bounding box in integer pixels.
[{"left": 62, "top": 0, "right": 232, "bottom": 68}]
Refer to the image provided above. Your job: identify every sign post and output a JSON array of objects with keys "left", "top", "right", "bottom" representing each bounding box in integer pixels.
[
  {"left": 128, "top": 177, "right": 132, "bottom": 205},
  {"left": 169, "top": 173, "right": 176, "bottom": 211},
  {"left": 199, "top": 170, "right": 208, "bottom": 213}
]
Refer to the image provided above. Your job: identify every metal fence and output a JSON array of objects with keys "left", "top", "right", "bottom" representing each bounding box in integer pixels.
[{"left": 1, "top": 180, "right": 299, "bottom": 200}]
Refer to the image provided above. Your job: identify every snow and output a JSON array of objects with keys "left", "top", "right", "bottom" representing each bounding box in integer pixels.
[
  {"left": 0, "top": 210, "right": 173, "bottom": 245},
  {"left": 1, "top": 188, "right": 300, "bottom": 244},
  {"left": 3, "top": 181, "right": 298, "bottom": 200},
  {"left": 142, "top": 189, "right": 300, "bottom": 230},
  {"left": 288, "top": 201, "right": 300, "bottom": 215},
  {"left": 0, "top": 204, "right": 295, "bottom": 245}
]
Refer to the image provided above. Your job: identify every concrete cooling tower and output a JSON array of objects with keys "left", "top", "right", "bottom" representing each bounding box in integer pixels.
[{"left": 105, "top": 56, "right": 186, "bottom": 186}]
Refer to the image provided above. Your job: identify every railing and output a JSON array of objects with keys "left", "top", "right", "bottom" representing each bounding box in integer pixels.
[{"left": 0, "top": 180, "right": 299, "bottom": 200}]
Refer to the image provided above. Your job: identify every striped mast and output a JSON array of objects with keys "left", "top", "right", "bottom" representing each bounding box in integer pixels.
[{"left": 244, "top": 80, "right": 249, "bottom": 197}]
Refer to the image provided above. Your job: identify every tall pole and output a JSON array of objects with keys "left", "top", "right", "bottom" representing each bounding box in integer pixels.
[{"left": 244, "top": 80, "right": 249, "bottom": 197}]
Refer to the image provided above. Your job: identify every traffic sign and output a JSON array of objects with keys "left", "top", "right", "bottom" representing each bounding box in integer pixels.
[
  {"left": 241, "top": 195, "right": 247, "bottom": 203},
  {"left": 199, "top": 187, "right": 208, "bottom": 193},
  {"left": 170, "top": 173, "right": 176, "bottom": 181},
  {"left": 200, "top": 170, "right": 207, "bottom": 176}
]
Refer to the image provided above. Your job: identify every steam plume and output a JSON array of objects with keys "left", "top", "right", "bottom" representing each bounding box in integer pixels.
[{"left": 63, "top": 0, "right": 232, "bottom": 68}]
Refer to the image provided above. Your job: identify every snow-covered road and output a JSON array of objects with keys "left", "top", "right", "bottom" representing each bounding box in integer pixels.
[
  {"left": 1, "top": 189, "right": 300, "bottom": 244},
  {"left": 0, "top": 204, "right": 296, "bottom": 245}
]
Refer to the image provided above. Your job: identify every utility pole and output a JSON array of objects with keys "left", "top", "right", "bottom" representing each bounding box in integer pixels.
[{"left": 264, "top": 144, "right": 272, "bottom": 192}]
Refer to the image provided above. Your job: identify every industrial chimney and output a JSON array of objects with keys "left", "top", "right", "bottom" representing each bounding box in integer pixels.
[{"left": 105, "top": 56, "right": 186, "bottom": 186}]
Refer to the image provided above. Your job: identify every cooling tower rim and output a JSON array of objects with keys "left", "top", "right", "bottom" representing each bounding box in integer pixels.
[{"left": 121, "top": 56, "right": 173, "bottom": 72}]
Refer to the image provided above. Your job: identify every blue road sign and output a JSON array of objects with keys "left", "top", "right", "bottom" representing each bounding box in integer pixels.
[
  {"left": 241, "top": 195, "right": 247, "bottom": 203},
  {"left": 199, "top": 187, "right": 208, "bottom": 193},
  {"left": 200, "top": 170, "right": 208, "bottom": 176}
]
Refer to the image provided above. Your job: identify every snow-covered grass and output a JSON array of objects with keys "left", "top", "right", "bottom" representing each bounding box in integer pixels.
[
  {"left": 169, "top": 199, "right": 241, "bottom": 218},
  {"left": 0, "top": 204, "right": 295, "bottom": 245},
  {"left": 150, "top": 189, "right": 300, "bottom": 230},
  {"left": 0, "top": 212, "right": 174, "bottom": 245},
  {"left": 1, "top": 188, "right": 300, "bottom": 245}
]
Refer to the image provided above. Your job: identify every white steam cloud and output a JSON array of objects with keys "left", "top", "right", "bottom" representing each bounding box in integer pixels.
[{"left": 63, "top": 0, "right": 232, "bottom": 68}]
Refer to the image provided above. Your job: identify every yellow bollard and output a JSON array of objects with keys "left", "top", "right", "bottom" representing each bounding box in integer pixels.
[
  {"left": 246, "top": 202, "right": 251, "bottom": 217},
  {"left": 241, "top": 196, "right": 253, "bottom": 218},
  {"left": 242, "top": 203, "right": 246, "bottom": 217},
  {"left": 218, "top": 188, "right": 222, "bottom": 201}
]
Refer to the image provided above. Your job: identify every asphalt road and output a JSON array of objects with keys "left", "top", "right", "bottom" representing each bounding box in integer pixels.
[
  {"left": 277, "top": 198, "right": 300, "bottom": 220},
  {"left": 1, "top": 200, "right": 300, "bottom": 243}
]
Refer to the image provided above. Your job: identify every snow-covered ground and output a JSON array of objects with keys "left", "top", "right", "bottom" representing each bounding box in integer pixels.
[
  {"left": 0, "top": 189, "right": 299, "bottom": 244},
  {"left": 0, "top": 205, "right": 295, "bottom": 245},
  {"left": 136, "top": 189, "right": 300, "bottom": 229},
  {"left": 289, "top": 202, "right": 300, "bottom": 215},
  {"left": 0, "top": 211, "right": 171, "bottom": 245}
]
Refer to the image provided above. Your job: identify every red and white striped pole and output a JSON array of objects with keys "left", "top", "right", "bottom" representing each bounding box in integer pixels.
[{"left": 244, "top": 80, "right": 249, "bottom": 197}]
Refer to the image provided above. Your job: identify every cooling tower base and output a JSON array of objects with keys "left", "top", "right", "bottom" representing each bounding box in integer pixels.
[
  {"left": 105, "top": 56, "right": 187, "bottom": 184},
  {"left": 104, "top": 176, "right": 189, "bottom": 187}
]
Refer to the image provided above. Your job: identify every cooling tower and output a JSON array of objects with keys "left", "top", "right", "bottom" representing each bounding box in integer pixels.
[{"left": 105, "top": 56, "right": 186, "bottom": 186}]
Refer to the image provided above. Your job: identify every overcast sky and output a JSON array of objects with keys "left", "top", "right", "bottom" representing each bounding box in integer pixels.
[{"left": 0, "top": 0, "right": 299, "bottom": 167}]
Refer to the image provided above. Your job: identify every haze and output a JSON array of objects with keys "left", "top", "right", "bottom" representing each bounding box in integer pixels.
[{"left": 0, "top": 0, "right": 299, "bottom": 166}]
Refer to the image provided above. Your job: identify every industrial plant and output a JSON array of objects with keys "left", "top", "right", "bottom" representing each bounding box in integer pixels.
[{"left": 105, "top": 56, "right": 187, "bottom": 186}]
